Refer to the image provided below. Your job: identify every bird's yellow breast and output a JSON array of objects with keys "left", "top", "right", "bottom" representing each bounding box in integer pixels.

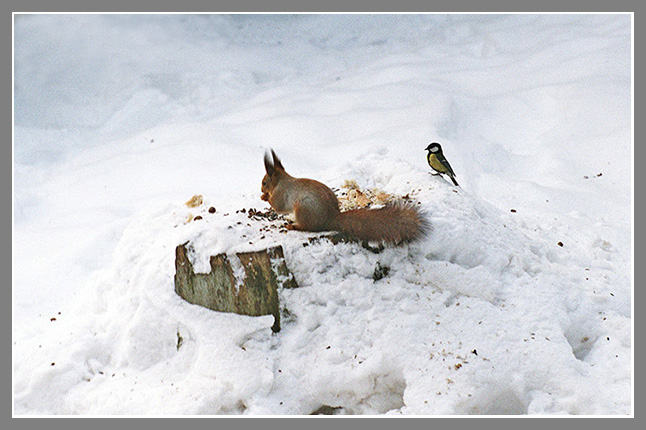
[{"left": 427, "top": 153, "right": 448, "bottom": 173}]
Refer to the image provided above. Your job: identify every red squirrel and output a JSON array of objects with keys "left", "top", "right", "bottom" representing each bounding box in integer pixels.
[{"left": 260, "top": 150, "right": 429, "bottom": 244}]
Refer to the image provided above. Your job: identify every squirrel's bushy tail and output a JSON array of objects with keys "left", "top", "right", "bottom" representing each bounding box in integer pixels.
[{"left": 332, "top": 202, "right": 430, "bottom": 244}]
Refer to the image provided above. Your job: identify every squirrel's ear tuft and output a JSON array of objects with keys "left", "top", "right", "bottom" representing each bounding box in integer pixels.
[
  {"left": 271, "top": 149, "right": 284, "bottom": 171},
  {"left": 264, "top": 150, "right": 275, "bottom": 175}
]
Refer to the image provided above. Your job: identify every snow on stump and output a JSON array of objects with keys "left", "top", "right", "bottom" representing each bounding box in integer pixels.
[{"left": 174, "top": 243, "right": 298, "bottom": 333}]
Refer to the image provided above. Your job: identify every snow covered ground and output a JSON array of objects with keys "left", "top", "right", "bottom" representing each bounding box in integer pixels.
[{"left": 12, "top": 13, "right": 632, "bottom": 415}]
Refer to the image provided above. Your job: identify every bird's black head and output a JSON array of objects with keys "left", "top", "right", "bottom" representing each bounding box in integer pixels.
[{"left": 425, "top": 142, "right": 442, "bottom": 154}]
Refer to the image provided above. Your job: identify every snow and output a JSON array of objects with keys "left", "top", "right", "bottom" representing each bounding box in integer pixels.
[{"left": 12, "top": 13, "right": 632, "bottom": 415}]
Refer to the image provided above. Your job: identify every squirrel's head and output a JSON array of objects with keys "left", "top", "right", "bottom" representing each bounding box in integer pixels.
[{"left": 261, "top": 149, "right": 285, "bottom": 200}]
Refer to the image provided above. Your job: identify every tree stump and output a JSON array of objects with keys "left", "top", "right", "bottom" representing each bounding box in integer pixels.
[{"left": 174, "top": 243, "right": 298, "bottom": 332}]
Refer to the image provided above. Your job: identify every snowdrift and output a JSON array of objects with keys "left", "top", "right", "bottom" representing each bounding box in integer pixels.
[{"left": 13, "top": 155, "right": 631, "bottom": 415}]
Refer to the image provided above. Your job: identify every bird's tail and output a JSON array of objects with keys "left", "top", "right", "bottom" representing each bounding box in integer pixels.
[
  {"left": 450, "top": 175, "right": 459, "bottom": 186},
  {"left": 331, "top": 202, "right": 430, "bottom": 244}
]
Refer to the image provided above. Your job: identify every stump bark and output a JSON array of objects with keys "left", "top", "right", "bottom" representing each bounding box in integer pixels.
[{"left": 174, "top": 243, "right": 297, "bottom": 332}]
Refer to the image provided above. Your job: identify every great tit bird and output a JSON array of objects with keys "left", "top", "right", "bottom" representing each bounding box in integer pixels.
[{"left": 425, "top": 142, "right": 459, "bottom": 186}]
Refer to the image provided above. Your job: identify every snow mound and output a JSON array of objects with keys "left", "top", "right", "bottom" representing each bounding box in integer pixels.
[{"left": 13, "top": 154, "right": 630, "bottom": 415}]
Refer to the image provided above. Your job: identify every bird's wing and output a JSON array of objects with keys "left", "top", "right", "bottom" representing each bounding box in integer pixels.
[{"left": 439, "top": 154, "right": 457, "bottom": 177}]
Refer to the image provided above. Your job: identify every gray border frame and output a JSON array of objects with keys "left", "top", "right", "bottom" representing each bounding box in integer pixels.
[{"left": 6, "top": 1, "right": 639, "bottom": 430}]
